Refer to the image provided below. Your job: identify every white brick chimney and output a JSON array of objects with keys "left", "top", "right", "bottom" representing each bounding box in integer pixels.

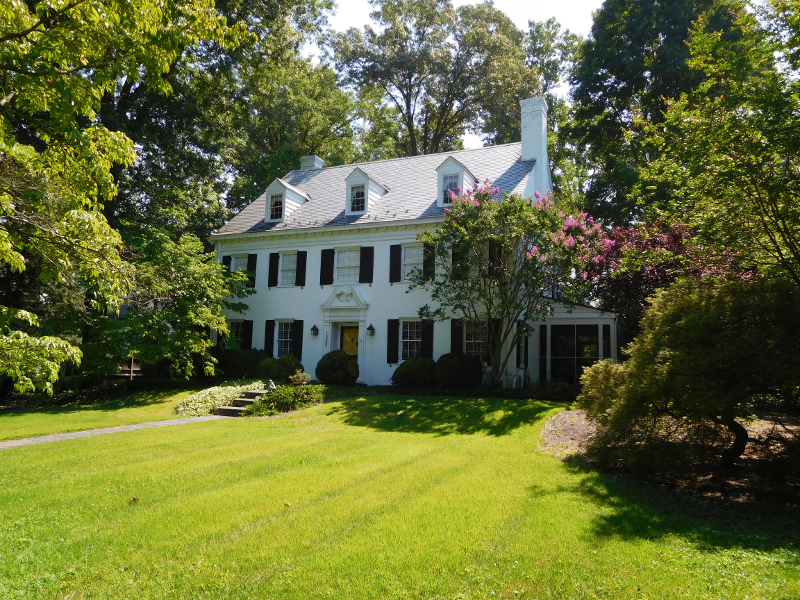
[
  {"left": 520, "top": 97, "right": 552, "bottom": 199},
  {"left": 299, "top": 155, "right": 325, "bottom": 170}
]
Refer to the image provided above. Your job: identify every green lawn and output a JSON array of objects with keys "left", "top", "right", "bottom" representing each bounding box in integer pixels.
[
  {"left": 0, "top": 388, "right": 196, "bottom": 441},
  {"left": 0, "top": 395, "right": 797, "bottom": 599}
]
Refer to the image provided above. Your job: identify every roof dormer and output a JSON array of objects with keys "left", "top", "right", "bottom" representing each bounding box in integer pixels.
[
  {"left": 264, "top": 177, "right": 310, "bottom": 223},
  {"left": 344, "top": 167, "right": 388, "bottom": 216},
  {"left": 435, "top": 156, "right": 476, "bottom": 207}
]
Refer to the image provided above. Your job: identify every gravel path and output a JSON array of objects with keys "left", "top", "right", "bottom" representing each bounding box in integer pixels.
[{"left": 0, "top": 416, "right": 230, "bottom": 450}]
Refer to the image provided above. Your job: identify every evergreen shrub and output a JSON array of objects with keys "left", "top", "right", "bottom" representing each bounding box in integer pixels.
[
  {"left": 244, "top": 384, "right": 327, "bottom": 416},
  {"left": 435, "top": 353, "right": 483, "bottom": 389},
  {"left": 257, "top": 354, "right": 304, "bottom": 382},
  {"left": 315, "top": 350, "right": 359, "bottom": 385},
  {"left": 391, "top": 358, "right": 437, "bottom": 387},
  {"left": 211, "top": 347, "right": 266, "bottom": 379}
]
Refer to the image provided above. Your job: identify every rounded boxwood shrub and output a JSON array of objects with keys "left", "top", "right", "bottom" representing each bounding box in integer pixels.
[
  {"left": 257, "top": 354, "right": 304, "bottom": 382},
  {"left": 435, "top": 352, "right": 483, "bottom": 389},
  {"left": 391, "top": 357, "right": 437, "bottom": 387},
  {"left": 315, "top": 350, "right": 359, "bottom": 385}
]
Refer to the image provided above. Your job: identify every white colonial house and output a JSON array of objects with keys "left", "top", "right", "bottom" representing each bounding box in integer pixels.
[{"left": 211, "top": 98, "right": 619, "bottom": 386}]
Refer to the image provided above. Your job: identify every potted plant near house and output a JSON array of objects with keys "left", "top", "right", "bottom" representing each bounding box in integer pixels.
[{"left": 290, "top": 369, "right": 311, "bottom": 386}]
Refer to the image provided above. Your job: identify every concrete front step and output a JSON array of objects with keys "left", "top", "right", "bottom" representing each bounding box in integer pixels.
[
  {"left": 231, "top": 398, "right": 256, "bottom": 407},
  {"left": 215, "top": 389, "right": 272, "bottom": 417},
  {"left": 215, "top": 405, "right": 248, "bottom": 417}
]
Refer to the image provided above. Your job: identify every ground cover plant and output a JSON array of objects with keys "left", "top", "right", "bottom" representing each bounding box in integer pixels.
[
  {"left": 0, "top": 395, "right": 797, "bottom": 599},
  {"left": 0, "top": 388, "right": 198, "bottom": 441},
  {"left": 174, "top": 380, "right": 266, "bottom": 416},
  {"left": 243, "top": 384, "right": 326, "bottom": 417}
]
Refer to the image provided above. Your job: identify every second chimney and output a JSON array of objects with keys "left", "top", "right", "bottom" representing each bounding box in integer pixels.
[
  {"left": 520, "top": 97, "right": 552, "bottom": 198},
  {"left": 299, "top": 155, "right": 325, "bottom": 171}
]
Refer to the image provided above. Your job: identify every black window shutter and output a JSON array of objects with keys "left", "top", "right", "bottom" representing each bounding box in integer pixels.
[
  {"left": 264, "top": 320, "right": 275, "bottom": 357},
  {"left": 295, "top": 251, "right": 307, "bottom": 287},
  {"left": 246, "top": 254, "right": 257, "bottom": 288},
  {"left": 517, "top": 321, "right": 529, "bottom": 369},
  {"left": 268, "top": 253, "right": 279, "bottom": 288},
  {"left": 389, "top": 244, "right": 402, "bottom": 283},
  {"left": 387, "top": 319, "right": 400, "bottom": 363},
  {"left": 320, "top": 249, "right": 335, "bottom": 285},
  {"left": 222, "top": 255, "right": 232, "bottom": 268},
  {"left": 421, "top": 319, "right": 434, "bottom": 359},
  {"left": 292, "top": 320, "right": 304, "bottom": 361},
  {"left": 539, "top": 324, "right": 548, "bottom": 381},
  {"left": 423, "top": 243, "right": 435, "bottom": 281},
  {"left": 359, "top": 246, "right": 374, "bottom": 283},
  {"left": 242, "top": 320, "right": 254, "bottom": 350},
  {"left": 489, "top": 318, "right": 502, "bottom": 356},
  {"left": 451, "top": 242, "right": 467, "bottom": 280},
  {"left": 488, "top": 240, "right": 501, "bottom": 279},
  {"left": 450, "top": 319, "right": 463, "bottom": 354}
]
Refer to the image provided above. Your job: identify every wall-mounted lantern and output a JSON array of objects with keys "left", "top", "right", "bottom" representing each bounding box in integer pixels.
[
  {"left": 310, "top": 324, "right": 319, "bottom": 336},
  {"left": 367, "top": 324, "right": 375, "bottom": 336}
]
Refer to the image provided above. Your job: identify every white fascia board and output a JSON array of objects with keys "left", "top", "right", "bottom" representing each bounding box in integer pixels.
[{"left": 212, "top": 216, "right": 444, "bottom": 243}]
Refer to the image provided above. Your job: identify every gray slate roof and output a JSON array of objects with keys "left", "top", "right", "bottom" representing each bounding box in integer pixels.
[{"left": 215, "top": 142, "right": 533, "bottom": 237}]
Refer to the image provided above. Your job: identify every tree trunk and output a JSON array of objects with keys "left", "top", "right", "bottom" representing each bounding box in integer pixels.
[{"left": 716, "top": 410, "right": 750, "bottom": 466}]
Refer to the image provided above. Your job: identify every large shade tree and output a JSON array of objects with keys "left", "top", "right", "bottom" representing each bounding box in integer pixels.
[
  {"left": 642, "top": 0, "right": 800, "bottom": 288},
  {"left": 569, "top": 0, "right": 738, "bottom": 225},
  {"left": 0, "top": 0, "right": 242, "bottom": 392},
  {"left": 327, "top": 0, "right": 539, "bottom": 156}
]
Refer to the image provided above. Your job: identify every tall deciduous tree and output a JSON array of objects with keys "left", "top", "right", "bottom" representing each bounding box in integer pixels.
[
  {"left": 411, "top": 183, "right": 611, "bottom": 386},
  {"left": 327, "top": 0, "right": 538, "bottom": 156},
  {"left": 569, "top": 0, "right": 737, "bottom": 225},
  {"left": 642, "top": 0, "right": 800, "bottom": 288},
  {"left": 0, "top": 0, "right": 241, "bottom": 392}
]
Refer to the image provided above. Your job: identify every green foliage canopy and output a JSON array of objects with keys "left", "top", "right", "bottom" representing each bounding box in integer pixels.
[
  {"left": 642, "top": 0, "right": 800, "bottom": 288},
  {"left": 0, "top": 0, "right": 242, "bottom": 391}
]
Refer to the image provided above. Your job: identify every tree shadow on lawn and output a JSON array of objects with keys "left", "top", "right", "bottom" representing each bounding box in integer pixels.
[
  {"left": 0, "top": 389, "right": 193, "bottom": 419},
  {"left": 326, "top": 395, "right": 560, "bottom": 436},
  {"left": 536, "top": 460, "right": 800, "bottom": 554}
]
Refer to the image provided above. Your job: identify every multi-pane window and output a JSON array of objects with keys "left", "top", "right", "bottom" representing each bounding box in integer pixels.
[
  {"left": 270, "top": 194, "right": 284, "bottom": 220},
  {"left": 350, "top": 184, "right": 366, "bottom": 212},
  {"left": 465, "top": 320, "right": 488, "bottom": 360},
  {"left": 402, "top": 244, "right": 423, "bottom": 281},
  {"left": 232, "top": 255, "right": 248, "bottom": 273},
  {"left": 442, "top": 174, "right": 459, "bottom": 203},
  {"left": 229, "top": 321, "right": 244, "bottom": 347},
  {"left": 336, "top": 248, "right": 360, "bottom": 283},
  {"left": 277, "top": 321, "right": 293, "bottom": 357},
  {"left": 280, "top": 251, "right": 297, "bottom": 286},
  {"left": 402, "top": 320, "right": 422, "bottom": 360}
]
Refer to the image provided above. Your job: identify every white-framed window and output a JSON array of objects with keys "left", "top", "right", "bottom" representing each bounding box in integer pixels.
[
  {"left": 401, "top": 320, "right": 422, "bottom": 361},
  {"left": 229, "top": 320, "right": 244, "bottom": 347},
  {"left": 465, "top": 320, "right": 488, "bottom": 360},
  {"left": 442, "top": 174, "right": 459, "bottom": 203},
  {"left": 232, "top": 255, "right": 248, "bottom": 273},
  {"left": 403, "top": 244, "right": 423, "bottom": 281},
  {"left": 336, "top": 247, "right": 360, "bottom": 284},
  {"left": 269, "top": 194, "right": 284, "bottom": 220},
  {"left": 280, "top": 251, "right": 297, "bottom": 286},
  {"left": 350, "top": 184, "right": 366, "bottom": 213},
  {"left": 277, "top": 321, "right": 293, "bottom": 357}
]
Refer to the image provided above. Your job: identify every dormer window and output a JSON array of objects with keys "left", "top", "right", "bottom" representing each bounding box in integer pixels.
[
  {"left": 436, "top": 156, "right": 476, "bottom": 208},
  {"left": 269, "top": 194, "right": 284, "bottom": 220},
  {"left": 350, "top": 184, "right": 366, "bottom": 213},
  {"left": 345, "top": 167, "right": 387, "bottom": 215},
  {"left": 442, "top": 174, "right": 459, "bottom": 203}
]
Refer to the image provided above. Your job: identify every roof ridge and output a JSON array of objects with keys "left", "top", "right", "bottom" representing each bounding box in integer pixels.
[{"left": 284, "top": 142, "right": 522, "bottom": 177}]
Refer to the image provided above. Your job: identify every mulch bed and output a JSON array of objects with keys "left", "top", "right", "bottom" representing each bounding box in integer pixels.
[{"left": 540, "top": 410, "right": 800, "bottom": 503}]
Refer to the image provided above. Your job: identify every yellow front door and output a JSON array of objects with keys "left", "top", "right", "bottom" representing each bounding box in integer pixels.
[{"left": 341, "top": 327, "right": 359, "bottom": 356}]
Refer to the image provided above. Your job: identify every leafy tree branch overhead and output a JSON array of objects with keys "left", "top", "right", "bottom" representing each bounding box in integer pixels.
[{"left": 0, "top": 0, "right": 244, "bottom": 392}]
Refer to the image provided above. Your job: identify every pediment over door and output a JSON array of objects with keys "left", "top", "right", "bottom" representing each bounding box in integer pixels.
[{"left": 320, "top": 286, "right": 370, "bottom": 311}]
